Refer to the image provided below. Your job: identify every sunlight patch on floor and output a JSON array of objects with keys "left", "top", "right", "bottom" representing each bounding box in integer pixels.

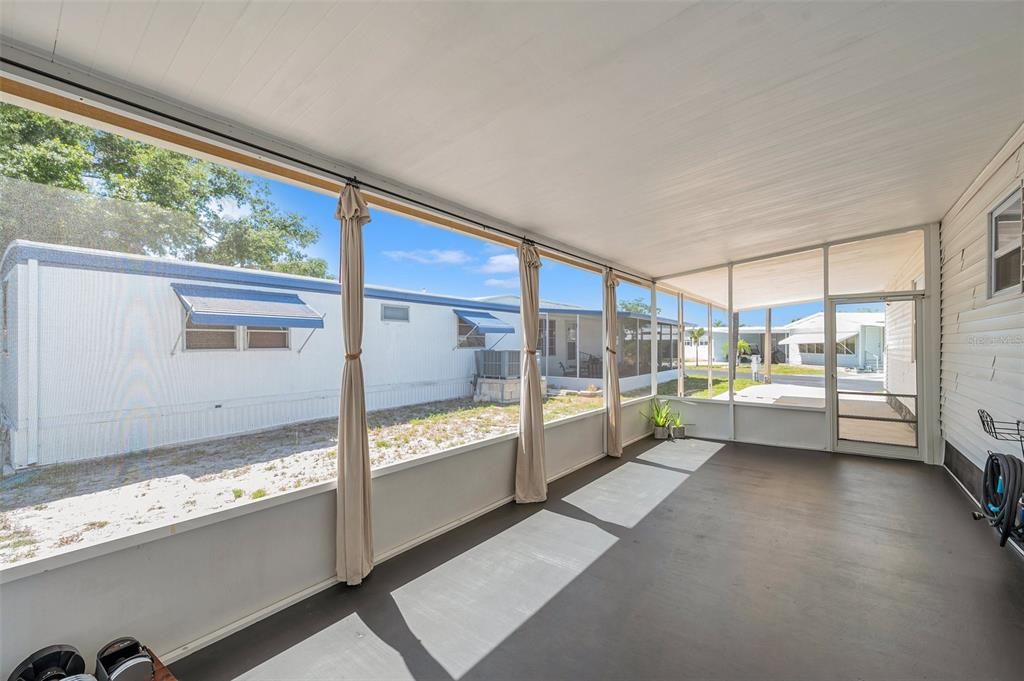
[
  {"left": 636, "top": 439, "right": 723, "bottom": 472},
  {"left": 235, "top": 613, "right": 415, "bottom": 681},
  {"left": 391, "top": 510, "right": 617, "bottom": 679},
  {"left": 563, "top": 461, "right": 689, "bottom": 528}
]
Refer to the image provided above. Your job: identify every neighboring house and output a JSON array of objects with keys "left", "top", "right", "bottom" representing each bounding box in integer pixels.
[
  {"left": 0, "top": 241, "right": 677, "bottom": 467},
  {"left": 705, "top": 312, "right": 886, "bottom": 370},
  {"left": 779, "top": 312, "right": 885, "bottom": 370}
]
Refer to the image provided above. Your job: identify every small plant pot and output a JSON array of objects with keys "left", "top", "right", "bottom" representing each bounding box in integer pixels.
[
  {"left": 654, "top": 426, "right": 670, "bottom": 440},
  {"left": 671, "top": 425, "right": 686, "bottom": 439}
]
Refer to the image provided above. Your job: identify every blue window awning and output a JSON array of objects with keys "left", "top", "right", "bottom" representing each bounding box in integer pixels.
[
  {"left": 453, "top": 309, "right": 514, "bottom": 334},
  {"left": 172, "top": 283, "right": 324, "bottom": 329}
]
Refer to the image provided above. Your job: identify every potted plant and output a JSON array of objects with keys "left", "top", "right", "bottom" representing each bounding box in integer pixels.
[
  {"left": 670, "top": 413, "right": 686, "bottom": 439},
  {"left": 643, "top": 398, "right": 675, "bottom": 440}
]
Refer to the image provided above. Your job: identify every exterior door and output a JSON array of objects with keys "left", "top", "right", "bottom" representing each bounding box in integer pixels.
[{"left": 828, "top": 295, "right": 923, "bottom": 459}]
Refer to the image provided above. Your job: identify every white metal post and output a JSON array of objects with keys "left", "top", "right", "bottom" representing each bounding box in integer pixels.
[
  {"left": 922, "top": 223, "right": 942, "bottom": 463},
  {"left": 575, "top": 313, "right": 580, "bottom": 379},
  {"left": 26, "top": 258, "right": 39, "bottom": 465},
  {"left": 650, "top": 285, "right": 657, "bottom": 397},
  {"left": 706, "top": 302, "right": 713, "bottom": 393},
  {"left": 823, "top": 246, "right": 836, "bottom": 452},
  {"left": 601, "top": 270, "right": 609, "bottom": 454},
  {"left": 677, "top": 292, "right": 684, "bottom": 397}
]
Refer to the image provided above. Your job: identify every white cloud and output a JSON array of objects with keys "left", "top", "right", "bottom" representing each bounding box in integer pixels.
[
  {"left": 382, "top": 249, "right": 473, "bottom": 265},
  {"left": 477, "top": 253, "right": 519, "bottom": 273},
  {"left": 485, "top": 277, "right": 520, "bottom": 289}
]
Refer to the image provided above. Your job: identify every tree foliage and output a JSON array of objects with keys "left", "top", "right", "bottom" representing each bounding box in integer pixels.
[
  {"left": 618, "top": 297, "right": 660, "bottom": 315},
  {"left": 0, "top": 103, "right": 328, "bottom": 277}
]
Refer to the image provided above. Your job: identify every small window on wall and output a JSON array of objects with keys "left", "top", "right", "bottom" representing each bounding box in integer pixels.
[
  {"left": 185, "top": 319, "right": 237, "bottom": 350},
  {"left": 246, "top": 326, "right": 289, "bottom": 349},
  {"left": 381, "top": 304, "right": 410, "bottom": 322},
  {"left": 990, "top": 188, "right": 1022, "bottom": 296},
  {"left": 457, "top": 320, "right": 485, "bottom": 348}
]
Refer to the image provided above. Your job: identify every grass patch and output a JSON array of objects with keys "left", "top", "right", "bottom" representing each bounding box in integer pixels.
[
  {"left": 734, "top": 363, "right": 824, "bottom": 376},
  {"left": 250, "top": 488, "right": 267, "bottom": 500},
  {"left": 232, "top": 488, "right": 244, "bottom": 500},
  {"left": 83, "top": 520, "right": 108, "bottom": 531},
  {"left": 57, "top": 532, "right": 83, "bottom": 547}
]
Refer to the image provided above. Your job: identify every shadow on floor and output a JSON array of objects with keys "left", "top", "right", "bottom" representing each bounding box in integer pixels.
[{"left": 171, "top": 438, "right": 1024, "bottom": 681}]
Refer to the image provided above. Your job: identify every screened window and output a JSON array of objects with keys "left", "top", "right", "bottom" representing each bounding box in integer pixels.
[
  {"left": 246, "top": 326, "right": 289, "bottom": 349},
  {"left": 566, "top": 321, "right": 577, "bottom": 362},
  {"left": 381, "top": 304, "right": 410, "bottom": 322},
  {"left": 538, "top": 317, "right": 556, "bottom": 355},
  {"left": 990, "top": 188, "right": 1022, "bottom": 295},
  {"left": 185, "top": 319, "right": 237, "bottom": 350},
  {"left": 457, "top": 319, "right": 486, "bottom": 348},
  {"left": 837, "top": 335, "right": 857, "bottom": 355}
]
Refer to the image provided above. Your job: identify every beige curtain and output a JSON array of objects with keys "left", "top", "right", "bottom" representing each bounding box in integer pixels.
[
  {"left": 604, "top": 269, "right": 623, "bottom": 456},
  {"left": 336, "top": 184, "right": 373, "bottom": 585},
  {"left": 515, "top": 241, "right": 547, "bottom": 502}
]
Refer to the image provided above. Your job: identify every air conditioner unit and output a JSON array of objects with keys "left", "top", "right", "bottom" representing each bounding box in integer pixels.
[{"left": 475, "top": 350, "right": 521, "bottom": 379}]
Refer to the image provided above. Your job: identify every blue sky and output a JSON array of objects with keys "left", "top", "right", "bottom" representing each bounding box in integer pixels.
[
  {"left": 256, "top": 173, "right": 876, "bottom": 323},
  {"left": 256, "top": 172, "right": 606, "bottom": 308}
]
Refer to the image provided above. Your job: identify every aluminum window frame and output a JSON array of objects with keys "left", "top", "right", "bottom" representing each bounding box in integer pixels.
[
  {"left": 380, "top": 303, "right": 411, "bottom": 322},
  {"left": 244, "top": 325, "right": 291, "bottom": 351},
  {"left": 182, "top": 312, "right": 240, "bottom": 352},
  {"left": 456, "top": 319, "right": 486, "bottom": 349},
  {"left": 988, "top": 187, "right": 1023, "bottom": 298}
]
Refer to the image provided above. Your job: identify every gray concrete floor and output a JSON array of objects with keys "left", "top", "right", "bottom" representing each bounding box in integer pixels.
[{"left": 172, "top": 439, "right": 1024, "bottom": 681}]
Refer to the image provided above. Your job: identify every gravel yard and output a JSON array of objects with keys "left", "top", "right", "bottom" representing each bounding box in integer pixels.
[{"left": 0, "top": 393, "right": 603, "bottom": 567}]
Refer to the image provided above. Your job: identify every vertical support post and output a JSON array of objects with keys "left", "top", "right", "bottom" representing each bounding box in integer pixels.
[
  {"left": 601, "top": 281, "right": 608, "bottom": 454},
  {"left": 727, "top": 264, "right": 736, "bottom": 440},
  {"left": 677, "top": 292, "right": 684, "bottom": 397},
  {"left": 26, "top": 258, "right": 39, "bottom": 466},
  {"left": 764, "top": 307, "right": 773, "bottom": 382},
  {"left": 650, "top": 285, "right": 657, "bottom": 397},
  {"left": 727, "top": 264, "right": 735, "bottom": 401},
  {"left": 922, "top": 223, "right": 941, "bottom": 463},
  {"left": 706, "top": 301, "right": 713, "bottom": 393},
  {"left": 823, "top": 245, "right": 835, "bottom": 452},
  {"left": 575, "top": 313, "right": 580, "bottom": 379}
]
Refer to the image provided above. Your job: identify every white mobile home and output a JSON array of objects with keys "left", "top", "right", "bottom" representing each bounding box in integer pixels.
[
  {"left": 704, "top": 312, "right": 886, "bottom": 369},
  {"left": 0, "top": 240, "right": 674, "bottom": 468}
]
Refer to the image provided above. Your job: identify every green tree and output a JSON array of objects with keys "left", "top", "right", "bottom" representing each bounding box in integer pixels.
[
  {"left": 0, "top": 103, "right": 328, "bottom": 277},
  {"left": 736, "top": 338, "right": 752, "bottom": 356},
  {"left": 688, "top": 327, "right": 706, "bottom": 345},
  {"left": 619, "top": 297, "right": 658, "bottom": 315}
]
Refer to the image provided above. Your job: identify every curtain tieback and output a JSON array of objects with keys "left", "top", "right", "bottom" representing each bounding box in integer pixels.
[
  {"left": 606, "top": 347, "right": 617, "bottom": 355},
  {"left": 524, "top": 349, "right": 538, "bottom": 355},
  {"left": 346, "top": 351, "right": 362, "bottom": 360}
]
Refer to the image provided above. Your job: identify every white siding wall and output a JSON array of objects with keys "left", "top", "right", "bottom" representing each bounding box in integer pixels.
[
  {"left": 940, "top": 134, "right": 1024, "bottom": 467},
  {"left": 884, "top": 243, "right": 925, "bottom": 409},
  {"left": 1, "top": 268, "right": 19, "bottom": 466},
  {"left": 18, "top": 264, "right": 526, "bottom": 465},
  {"left": 32, "top": 267, "right": 343, "bottom": 464},
  {"left": 362, "top": 298, "right": 520, "bottom": 411}
]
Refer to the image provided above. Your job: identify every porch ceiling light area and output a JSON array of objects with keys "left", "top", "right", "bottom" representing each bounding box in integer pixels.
[
  {"left": 452, "top": 309, "right": 514, "bottom": 334},
  {"left": 171, "top": 283, "right": 325, "bottom": 328}
]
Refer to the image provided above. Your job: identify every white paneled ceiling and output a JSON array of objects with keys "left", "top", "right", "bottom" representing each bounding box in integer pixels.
[{"left": 2, "top": 1, "right": 1022, "bottom": 278}]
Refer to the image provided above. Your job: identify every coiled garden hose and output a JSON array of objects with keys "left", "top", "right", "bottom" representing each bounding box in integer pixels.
[{"left": 977, "top": 451, "right": 1024, "bottom": 547}]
